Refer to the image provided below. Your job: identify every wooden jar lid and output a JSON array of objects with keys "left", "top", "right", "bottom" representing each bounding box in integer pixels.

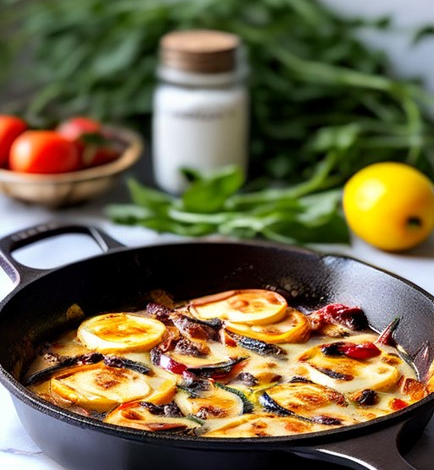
[{"left": 160, "top": 30, "right": 240, "bottom": 74}]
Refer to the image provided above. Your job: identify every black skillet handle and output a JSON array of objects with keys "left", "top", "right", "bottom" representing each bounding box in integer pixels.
[
  {"left": 288, "top": 420, "right": 417, "bottom": 470},
  {"left": 0, "top": 221, "right": 124, "bottom": 288}
]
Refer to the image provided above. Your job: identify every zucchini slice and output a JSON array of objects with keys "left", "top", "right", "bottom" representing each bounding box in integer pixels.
[
  {"left": 260, "top": 381, "right": 346, "bottom": 416},
  {"left": 175, "top": 381, "right": 246, "bottom": 420},
  {"left": 105, "top": 401, "right": 201, "bottom": 433},
  {"left": 202, "top": 413, "right": 314, "bottom": 437},
  {"left": 50, "top": 363, "right": 154, "bottom": 413},
  {"left": 259, "top": 381, "right": 350, "bottom": 426}
]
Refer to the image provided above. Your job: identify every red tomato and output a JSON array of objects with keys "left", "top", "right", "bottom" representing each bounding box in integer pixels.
[
  {"left": 0, "top": 115, "right": 28, "bottom": 167},
  {"left": 57, "top": 116, "right": 121, "bottom": 168},
  {"left": 9, "top": 130, "right": 80, "bottom": 174},
  {"left": 56, "top": 116, "right": 102, "bottom": 142},
  {"left": 81, "top": 144, "right": 121, "bottom": 167}
]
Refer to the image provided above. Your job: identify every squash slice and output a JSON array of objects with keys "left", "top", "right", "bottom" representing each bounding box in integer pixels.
[
  {"left": 146, "top": 373, "right": 177, "bottom": 405},
  {"left": 50, "top": 363, "right": 152, "bottom": 413},
  {"left": 77, "top": 313, "right": 166, "bottom": 353},
  {"left": 225, "top": 308, "right": 310, "bottom": 344},
  {"left": 298, "top": 340, "right": 400, "bottom": 393},
  {"left": 105, "top": 401, "right": 201, "bottom": 432},
  {"left": 175, "top": 381, "right": 245, "bottom": 419},
  {"left": 259, "top": 380, "right": 358, "bottom": 426},
  {"left": 191, "top": 289, "right": 287, "bottom": 325},
  {"left": 202, "top": 413, "right": 314, "bottom": 437}
]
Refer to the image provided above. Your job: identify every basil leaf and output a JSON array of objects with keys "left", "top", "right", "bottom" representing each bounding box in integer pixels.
[{"left": 181, "top": 165, "right": 245, "bottom": 213}]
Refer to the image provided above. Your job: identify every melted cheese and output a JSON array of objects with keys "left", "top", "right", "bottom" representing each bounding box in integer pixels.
[
  {"left": 203, "top": 413, "right": 318, "bottom": 437},
  {"left": 296, "top": 337, "right": 401, "bottom": 393},
  {"left": 175, "top": 384, "right": 244, "bottom": 419},
  {"left": 50, "top": 363, "right": 153, "bottom": 412},
  {"left": 24, "top": 292, "right": 430, "bottom": 438},
  {"left": 105, "top": 402, "right": 201, "bottom": 432}
]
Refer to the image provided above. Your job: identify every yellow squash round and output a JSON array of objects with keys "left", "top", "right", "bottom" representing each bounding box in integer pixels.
[
  {"left": 191, "top": 289, "right": 287, "bottom": 325},
  {"left": 77, "top": 313, "right": 167, "bottom": 353}
]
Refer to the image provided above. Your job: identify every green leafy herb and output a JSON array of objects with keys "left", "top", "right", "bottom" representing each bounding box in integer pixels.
[
  {"left": 2, "top": 0, "right": 434, "bottom": 245},
  {"left": 181, "top": 166, "right": 245, "bottom": 213},
  {"left": 106, "top": 165, "right": 349, "bottom": 244},
  {"left": 1, "top": 0, "right": 434, "bottom": 186}
]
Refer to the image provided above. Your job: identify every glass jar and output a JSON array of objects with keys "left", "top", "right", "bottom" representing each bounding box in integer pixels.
[{"left": 152, "top": 29, "right": 249, "bottom": 194}]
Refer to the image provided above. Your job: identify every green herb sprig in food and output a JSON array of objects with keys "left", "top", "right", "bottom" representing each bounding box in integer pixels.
[{"left": 106, "top": 165, "right": 349, "bottom": 245}]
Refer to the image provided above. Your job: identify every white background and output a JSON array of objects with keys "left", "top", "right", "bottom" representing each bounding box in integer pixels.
[{"left": 321, "top": 0, "right": 434, "bottom": 93}]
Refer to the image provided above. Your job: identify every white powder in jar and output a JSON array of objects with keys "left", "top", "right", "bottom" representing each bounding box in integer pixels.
[{"left": 152, "top": 30, "right": 249, "bottom": 194}]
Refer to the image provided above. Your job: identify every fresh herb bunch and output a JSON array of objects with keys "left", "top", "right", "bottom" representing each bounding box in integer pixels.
[
  {"left": 106, "top": 166, "right": 350, "bottom": 244},
  {"left": 2, "top": 0, "right": 434, "bottom": 186},
  {"left": 2, "top": 0, "right": 434, "bottom": 244}
]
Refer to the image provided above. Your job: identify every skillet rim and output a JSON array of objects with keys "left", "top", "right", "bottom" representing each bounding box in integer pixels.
[{"left": 0, "top": 238, "right": 433, "bottom": 449}]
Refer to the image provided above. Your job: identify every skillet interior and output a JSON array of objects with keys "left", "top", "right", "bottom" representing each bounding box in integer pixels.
[
  {"left": 1, "top": 241, "right": 433, "bottom": 376},
  {"left": 0, "top": 240, "right": 433, "bottom": 470}
]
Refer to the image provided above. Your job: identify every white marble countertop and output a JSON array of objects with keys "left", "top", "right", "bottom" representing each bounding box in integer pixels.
[{"left": 0, "top": 169, "right": 433, "bottom": 470}]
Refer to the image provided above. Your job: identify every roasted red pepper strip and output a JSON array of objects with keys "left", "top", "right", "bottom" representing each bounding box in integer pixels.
[
  {"left": 310, "top": 303, "right": 368, "bottom": 331},
  {"left": 321, "top": 341, "right": 381, "bottom": 359},
  {"left": 340, "top": 342, "right": 381, "bottom": 359},
  {"left": 156, "top": 352, "right": 246, "bottom": 380},
  {"left": 389, "top": 398, "right": 408, "bottom": 411},
  {"left": 376, "top": 317, "right": 400, "bottom": 346}
]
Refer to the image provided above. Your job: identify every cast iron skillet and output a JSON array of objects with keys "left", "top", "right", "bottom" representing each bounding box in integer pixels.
[{"left": 0, "top": 222, "right": 433, "bottom": 470}]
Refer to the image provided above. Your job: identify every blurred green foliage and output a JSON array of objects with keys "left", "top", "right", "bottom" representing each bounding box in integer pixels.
[{"left": 1, "top": 0, "right": 434, "bottom": 186}]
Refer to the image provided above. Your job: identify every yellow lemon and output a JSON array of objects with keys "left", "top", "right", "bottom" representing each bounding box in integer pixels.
[{"left": 343, "top": 162, "right": 434, "bottom": 251}]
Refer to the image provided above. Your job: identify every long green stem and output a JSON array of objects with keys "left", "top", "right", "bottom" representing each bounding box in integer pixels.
[
  {"left": 272, "top": 47, "right": 396, "bottom": 92},
  {"left": 400, "top": 92, "right": 423, "bottom": 164},
  {"left": 228, "top": 150, "right": 341, "bottom": 208}
]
